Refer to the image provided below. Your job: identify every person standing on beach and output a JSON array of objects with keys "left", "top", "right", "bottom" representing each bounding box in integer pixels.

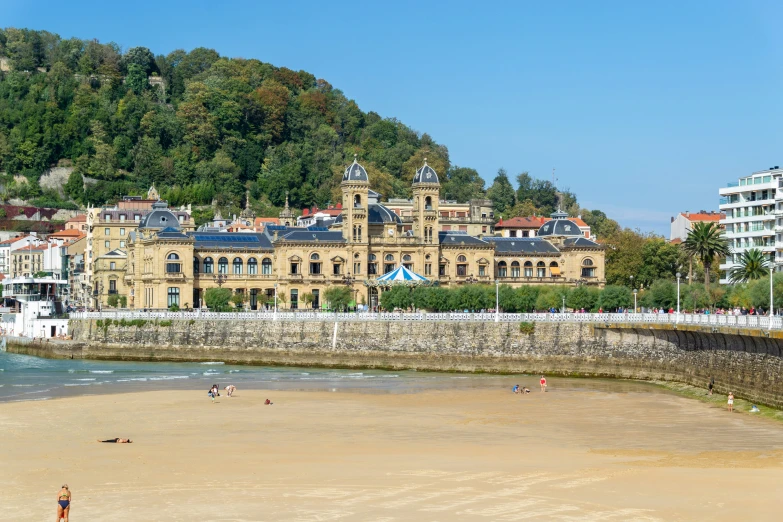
[
  {"left": 709, "top": 376, "right": 714, "bottom": 396},
  {"left": 57, "top": 484, "right": 71, "bottom": 522},
  {"left": 540, "top": 375, "right": 547, "bottom": 392},
  {"left": 728, "top": 392, "right": 734, "bottom": 412}
]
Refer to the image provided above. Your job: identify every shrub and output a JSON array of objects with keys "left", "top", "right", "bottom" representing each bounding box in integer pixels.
[
  {"left": 159, "top": 320, "right": 173, "bottom": 327},
  {"left": 519, "top": 321, "right": 535, "bottom": 335},
  {"left": 169, "top": 303, "right": 180, "bottom": 312},
  {"left": 107, "top": 294, "right": 119, "bottom": 307}
]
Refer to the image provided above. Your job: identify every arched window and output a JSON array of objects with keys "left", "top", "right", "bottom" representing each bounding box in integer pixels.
[
  {"left": 248, "top": 258, "right": 258, "bottom": 275},
  {"left": 497, "top": 260, "right": 508, "bottom": 278},
  {"left": 204, "top": 257, "right": 214, "bottom": 274},
  {"left": 193, "top": 256, "right": 200, "bottom": 274},
  {"left": 233, "top": 257, "right": 243, "bottom": 275},
  {"left": 582, "top": 258, "right": 596, "bottom": 278},
  {"left": 218, "top": 257, "right": 228, "bottom": 274},
  {"left": 511, "top": 261, "right": 520, "bottom": 278},
  {"left": 536, "top": 261, "right": 546, "bottom": 278},
  {"left": 310, "top": 253, "right": 322, "bottom": 275},
  {"left": 261, "top": 258, "right": 272, "bottom": 275},
  {"left": 549, "top": 261, "right": 560, "bottom": 278},
  {"left": 354, "top": 194, "right": 361, "bottom": 208},
  {"left": 425, "top": 196, "right": 432, "bottom": 210},
  {"left": 403, "top": 254, "right": 412, "bottom": 262},
  {"left": 166, "top": 253, "right": 181, "bottom": 273},
  {"left": 457, "top": 255, "right": 467, "bottom": 263},
  {"left": 384, "top": 254, "right": 394, "bottom": 262},
  {"left": 524, "top": 260, "right": 533, "bottom": 277},
  {"left": 368, "top": 254, "right": 377, "bottom": 261},
  {"left": 456, "top": 254, "right": 468, "bottom": 276}
]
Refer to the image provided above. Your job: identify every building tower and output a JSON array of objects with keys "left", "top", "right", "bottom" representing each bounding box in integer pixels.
[
  {"left": 340, "top": 155, "right": 370, "bottom": 243},
  {"left": 412, "top": 158, "right": 440, "bottom": 244},
  {"left": 278, "top": 191, "right": 295, "bottom": 227}
]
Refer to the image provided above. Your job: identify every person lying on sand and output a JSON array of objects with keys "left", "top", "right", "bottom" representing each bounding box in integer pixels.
[
  {"left": 98, "top": 438, "right": 132, "bottom": 443},
  {"left": 264, "top": 399, "right": 273, "bottom": 405}
]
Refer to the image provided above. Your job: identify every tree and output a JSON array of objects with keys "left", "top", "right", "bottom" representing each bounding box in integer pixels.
[
  {"left": 486, "top": 168, "right": 516, "bottom": 215},
  {"left": 107, "top": 294, "right": 119, "bottom": 307},
  {"left": 640, "top": 280, "right": 676, "bottom": 310},
  {"left": 126, "top": 63, "right": 148, "bottom": 95},
  {"left": 567, "top": 286, "right": 600, "bottom": 311},
  {"left": 204, "top": 287, "right": 232, "bottom": 311},
  {"left": 324, "top": 286, "right": 352, "bottom": 310},
  {"left": 123, "top": 46, "right": 156, "bottom": 75},
  {"left": 729, "top": 248, "right": 770, "bottom": 283},
  {"left": 597, "top": 285, "right": 632, "bottom": 311},
  {"left": 604, "top": 229, "right": 646, "bottom": 287},
  {"left": 301, "top": 292, "right": 315, "bottom": 309},
  {"left": 230, "top": 292, "right": 248, "bottom": 310},
  {"left": 682, "top": 222, "right": 730, "bottom": 292},
  {"left": 380, "top": 286, "right": 412, "bottom": 311},
  {"left": 442, "top": 166, "right": 485, "bottom": 202}
]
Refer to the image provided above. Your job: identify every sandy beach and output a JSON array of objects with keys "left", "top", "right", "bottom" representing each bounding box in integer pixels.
[{"left": 3, "top": 385, "right": 783, "bottom": 521}]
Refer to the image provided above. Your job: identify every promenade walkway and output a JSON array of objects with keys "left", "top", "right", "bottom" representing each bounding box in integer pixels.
[{"left": 69, "top": 310, "right": 783, "bottom": 329}]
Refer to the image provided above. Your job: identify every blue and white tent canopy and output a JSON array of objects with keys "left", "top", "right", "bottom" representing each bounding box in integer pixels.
[{"left": 366, "top": 265, "right": 431, "bottom": 287}]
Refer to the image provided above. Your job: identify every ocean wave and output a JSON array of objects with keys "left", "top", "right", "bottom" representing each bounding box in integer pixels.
[
  {"left": 301, "top": 372, "right": 310, "bottom": 375},
  {"left": 89, "top": 370, "right": 114, "bottom": 374},
  {"left": 64, "top": 383, "right": 91, "bottom": 386},
  {"left": 73, "top": 378, "right": 97, "bottom": 381},
  {"left": 5, "top": 396, "right": 52, "bottom": 402},
  {"left": 116, "top": 378, "right": 148, "bottom": 382},
  {"left": 200, "top": 362, "right": 225, "bottom": 365},
  {"left": 148, "top": 375, "right": 189, "bottom": 381},
  {"left": 203, "top": 371, "right": 219, "bottom": 375},
  {"left": 228, "top": 370, "right": 241, "bottom": 373},
  {"left": 12, "top": 384, "right": 34, "bottom": 387}
]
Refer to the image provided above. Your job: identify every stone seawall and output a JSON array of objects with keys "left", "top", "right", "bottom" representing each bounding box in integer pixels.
[{"left": 9, "top": 319, "right": 783, "bottom": 407}]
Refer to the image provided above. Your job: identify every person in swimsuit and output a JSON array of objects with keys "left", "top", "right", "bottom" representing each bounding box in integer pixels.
[
  {"left": 728, "top": 392, "right": 734, "bottom": 412},
  {"left": 225, "top": 385, "right": 236, "bottom": 397},
  {"left": 98, "top": 438, "right": 132, "bottom": 443},
  {"left": 57, "top": 484, "right": 71, "bottom": 521},
  {"left": 540, "top": 375, "right": 547, "bottom": 392}
]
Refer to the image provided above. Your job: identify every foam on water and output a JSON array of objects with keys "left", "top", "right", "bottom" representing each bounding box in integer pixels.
[
  {"left": 200, "top": 362, "right": 225, "bottom": 365},
  {"left": 89, "top": 370, "right": 114, "bottom": 374}
]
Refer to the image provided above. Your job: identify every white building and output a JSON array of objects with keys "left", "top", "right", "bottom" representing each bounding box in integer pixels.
[
  {"left": 0, "top": 234, "right": 39, "bottom": 277},
  {"left": 670, "top": 211, "right": 724, "bottom": 243},
  {"left": 1, "top": 276, "right": 69, "bottom": 338},
  {"left": 718, "top": 166, "right": 781, "bottom": 283}
]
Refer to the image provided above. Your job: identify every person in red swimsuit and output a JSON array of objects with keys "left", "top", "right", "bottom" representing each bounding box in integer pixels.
[{"left": 540, "top": 375, "right": 547, "bottom": 392}]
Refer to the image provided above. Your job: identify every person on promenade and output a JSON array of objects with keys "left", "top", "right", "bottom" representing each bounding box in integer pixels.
[
  {"left": 540, "top": 375, "right": 547, "bottom": 392},
  {"left": 708, "top": 376, "right": 714, "bottom": 396},
  {"left": 225, "top": 385, "right": 236, "bottom": 397},
  {"left": 57, "top": 484, "right": 71, "bottom": 522},
  {"left": 728, "top": 392, "right": 734, "bottom": 412},
  {"left": 98, "top": 438, "right": 132, "bottom": 443}
]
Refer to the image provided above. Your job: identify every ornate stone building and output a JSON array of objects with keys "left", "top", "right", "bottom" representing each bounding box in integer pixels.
[{"left": 118, "top": 159, "right": 605, "bottom": 310}]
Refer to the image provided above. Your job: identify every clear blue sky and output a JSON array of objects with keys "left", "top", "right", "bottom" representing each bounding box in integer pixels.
[{"left": 5, "top": 1, "right": 782, "bottom": 235}]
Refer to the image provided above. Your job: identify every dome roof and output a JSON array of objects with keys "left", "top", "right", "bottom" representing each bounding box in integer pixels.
[
  {"left": 537, "top": 218, "right": 582, "bottom": 237},
  {"left": 342, "top": 156, "right": 368, "bottom": 183},
  {"left": 368, "top": 203, "right": 402, "bottom": 224},
  {"left": 139, "top": 201, "right": 181, "bottom": 230},
  {"left": 413, "top": 159, "right": 439, "bottom": 184}
]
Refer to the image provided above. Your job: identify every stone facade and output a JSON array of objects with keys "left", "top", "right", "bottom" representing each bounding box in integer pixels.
[
  {"left": 52, "top": 319, "right": 783, "bottom": 408},
  {"left": 114, "top": 160, "right": 605, "bottom": 311}
]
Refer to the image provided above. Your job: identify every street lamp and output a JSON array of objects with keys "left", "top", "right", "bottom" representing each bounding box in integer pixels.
[
  {"left": 495, "top": 280, "right": 499, "bottom": 322},
  {"left": 274, "top": 282, "right": 278, "bottom": 319},
  {"left": 676, "top": 272, "right": 681, "bottom": 323},
  {"left": 562, "top": 295, "right": 566, "bottom": 314},
  {"left": 770, "top": 265, "right": 774, "bottom": 327},
  {"left": 342, "top": 272, "right": 358, "bottom": 311},
  {"left": 213, "top": 274, "right": 228, "bottom": 287},
  {"left": 465, "top": 274, "right": 479, "bottom": 284},
  {"left": 633, "top": 288, "right": 638, "bottom": 314}
]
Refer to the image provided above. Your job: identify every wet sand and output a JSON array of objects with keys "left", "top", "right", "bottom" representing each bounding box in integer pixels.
[{"left": 3, "top": 385, "right": 783, "bottom": 521}]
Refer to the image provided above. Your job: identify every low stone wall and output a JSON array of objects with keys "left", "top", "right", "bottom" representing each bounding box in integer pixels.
[{"left": 9, "top": 319, "right": 783, "bottom": 408}]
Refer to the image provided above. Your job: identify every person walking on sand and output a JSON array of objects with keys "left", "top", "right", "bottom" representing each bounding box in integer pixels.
[
  {"left": 57, "top": 484, "right": 71, "bottom": 522},
  {"left": 540, "top": 375, "right": 547, "bottom": 392},
  {"left": 728, "top": 392, "right": 734, "bottom": 412},
  {"left": 708, "top": 376, "right": 714, "bottom": 396}
]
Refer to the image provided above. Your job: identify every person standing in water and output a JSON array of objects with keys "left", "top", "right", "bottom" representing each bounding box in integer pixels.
[
  {"left": 540, "top": 375, "right": 547, "bottom": 392},
  {"left": 57, "top": 484, "right": 71, "bottom": 521}
]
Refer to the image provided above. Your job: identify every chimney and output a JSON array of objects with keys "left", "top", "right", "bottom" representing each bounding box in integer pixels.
[{"left": 303, "top": 208, "right": 309, "bottom": 216}]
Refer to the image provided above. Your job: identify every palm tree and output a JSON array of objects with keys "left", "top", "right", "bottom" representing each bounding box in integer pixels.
[
  {"left": 682, "top": 222, "right": 730, "bottom": 292},
  {"left": 729, "top": 248, "right": 770, "bottom": 283}
]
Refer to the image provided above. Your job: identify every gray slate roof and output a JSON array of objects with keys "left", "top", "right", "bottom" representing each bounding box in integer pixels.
[
  {"left": 279, "top": 230, "right": 346, "bottom": 242},
  {"left": 438, "top": 231, "right": 490, "bottom": 246},
  {"left": 342, "top": 159, "right": 368, "bottom": 182},
  {"left": 537, "top": 219, "right": 583, "bottom": 237},
  {"left": 562, "top": 237, "right": 601, "bottom": 248},
  {"left": 413, "top": 163, "right": 439, "bottom": 184},
  {"left": 138, "top": 202, "right": 181, "bottom": 230},
  {"left": 189, "top": 232, "right": 274, "bottom": 250},
  {"left": 486, "top": 237, "right": 561, "bottom": 254}
]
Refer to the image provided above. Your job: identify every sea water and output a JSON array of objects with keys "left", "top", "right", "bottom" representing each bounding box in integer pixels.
[{"left": 0, "top": 350, "right": 665, "bottom": 403}]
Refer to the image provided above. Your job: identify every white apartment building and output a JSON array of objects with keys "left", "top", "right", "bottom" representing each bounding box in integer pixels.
[
  {"left": 719, "top": 166, "right": 781, "bottom": 283},
  {"left": 0, "top": 234, "right": 39, "bottom": 277}
]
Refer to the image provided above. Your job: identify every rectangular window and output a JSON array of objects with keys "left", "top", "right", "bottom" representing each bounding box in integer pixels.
[
  {"left": 134, "top": 214, "right": 141, "bottom": 221},
  {"left": 110, "top": 262, "right": 116, "bottom": 270},
  {"left": 524, "top": 266, "right": 533, "bottom": 277},
  {"left": 368, "top": 263, "right": 377, "bottom": 275},
  {"left": 353, "top": 262, "right": 361, "bottom": 275},
  {"left": 459, "top": 225, "right": 468, "bottom": 232},
  {"left": 384, "top": 263, "right": 395, "bottom": 274},
  {"left": 167, "top": 287, "right": 180, "bottom": 307},
  {"left": 442, "top": 225, "right": 451, "bottom": 231},
  {"left": 119, "top": 241, "right": 126, "bottom": 248},
  {"left": 312, "top": 289, "right": 320, "bottom": 309},
  {"left": 290, "top": 289, "right": 298, "bottom": 309},
  {"left": 509, "top": 231, "right": 517, "bottom": 237},
  {"left": 120, "top": 228, "right": 126, "bottom": 236},
  {"left": 457, "top": 264, "right": 467, "bottom": 276},
  {"left": 104, "top": 241, "right": 110, "bottom": 248},
  {"left": 120, "top": 214, "right": 126, "bottom": 222},
  {"left": 310, "top": 262, "right": 321, "bottom": 275},
  {"left": 291, "top": 262, "right": 299, "bottom": 275},
  {"left": 249, "top": 261, "right": 258, "bottom": 275},
  {"left": 478, "top": 265, "right": 486, "bottom": 276},
  {"left": 104, "top": 214, "right": 111, "bottom": 221},
  {"left": 482, "top": 226, "right": 487, "bottom": 233},
  {"left": 425, "top": 263, "right": 432, "bottom": 276},
  {"left": 109, "top": 279, "right": 117, "bottom": 292},
  {"left": 511, "top": 265, "right": 520, "bottom": 277},
  {"left": 333, "top": 263, "right": 341, "bottom": 275},
  {"left": 105, "top": 228, "right": 110, "bottom": 236},
  {"left": 439, "top": 264, "right": 446, "bottom": 276},
  {"left": 261, "top": 260, "right": 272, "bottom": 275}
]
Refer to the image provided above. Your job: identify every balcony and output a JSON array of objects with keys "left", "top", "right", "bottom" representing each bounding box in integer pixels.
[{"left": 369, "top": 236, "right": 420, "bottom": 245}]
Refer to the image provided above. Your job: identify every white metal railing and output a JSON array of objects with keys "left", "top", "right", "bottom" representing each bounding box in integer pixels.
[{"left": 65, "top": 311, "right": 783, "bottom": 329}]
